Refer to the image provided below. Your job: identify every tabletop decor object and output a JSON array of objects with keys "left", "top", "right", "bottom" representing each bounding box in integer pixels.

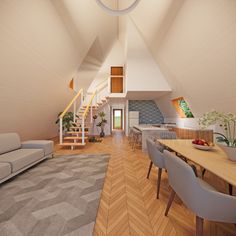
[
  {"left": 199, "top": 110, "right": 236, "bottom": 161},
  {"left": 192, "top": 139, "right": 214, "bottom": 151}
]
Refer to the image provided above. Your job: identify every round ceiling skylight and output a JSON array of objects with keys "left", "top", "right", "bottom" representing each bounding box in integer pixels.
[{"left": 95, "top": 0, "right": 141, "bottom": 16}]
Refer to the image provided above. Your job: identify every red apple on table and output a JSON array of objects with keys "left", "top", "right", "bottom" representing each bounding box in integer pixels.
[{"left": 198, "top": 140, "right": 204, "bottom": 145}]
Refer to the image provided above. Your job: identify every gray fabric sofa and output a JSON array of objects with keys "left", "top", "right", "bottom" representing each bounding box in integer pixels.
[{"left": 0, "top": 133, "right": 54, "bottom": 184}]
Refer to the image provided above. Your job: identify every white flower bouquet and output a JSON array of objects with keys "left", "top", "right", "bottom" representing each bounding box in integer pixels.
[{"left": 199, "top": 110, "right": 236, "bottom": 147}]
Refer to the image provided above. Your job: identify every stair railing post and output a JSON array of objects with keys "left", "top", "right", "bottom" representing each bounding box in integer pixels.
[
  {"left": 90, "top": 101, "right": 93, "bottom": 123},
  {"left": 59, "top": 118, "right": 63, "bottom": 144},
  {"left": 82, "top": 116, "right": 85, "bottom": 145},
  {"left": 81, "top": 89, "right": 83, "bottom": 104},
  {"left": 73, "top": 100, "right": 76, "bottom": 123}
]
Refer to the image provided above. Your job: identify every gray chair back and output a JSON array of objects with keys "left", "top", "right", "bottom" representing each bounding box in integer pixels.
[
  {"left": 164, "top": 150, "right": 236, "bottom": 223},
  {"left": 146, "top": 138, "right": 165, "bottom": 169},
  {"left": 159, "top": 131, "right": 177, "bottom": 139}
]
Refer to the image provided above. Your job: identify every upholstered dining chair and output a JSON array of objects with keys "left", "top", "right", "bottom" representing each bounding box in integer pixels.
[
  {"left": 132, "top": 128, "right": 142, "bottom": 151},
  {"left": 163, "top": 150, "right": 236, "bottom": 236},
  {"left": 159, "top": 131, "right": 177, "bottom": 139},
  {"left": 146, "top": 138, "right": 165, "bottom": 199},
  {"left": 128, "top": 127, "right": 134, "bottom": 145}
]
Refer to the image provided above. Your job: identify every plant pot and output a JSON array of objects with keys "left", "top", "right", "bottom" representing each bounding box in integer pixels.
[
  {"left": 99, "top": 123, "right": 105, "bottom": 137},
  {"left": 100, "top": 131, "right": 105, "bottom": 137},
  {"left": 218, "top": 144, "right": 236, "bottom": 161}
]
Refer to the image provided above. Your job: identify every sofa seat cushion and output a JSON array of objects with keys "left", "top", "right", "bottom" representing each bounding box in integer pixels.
[
  {"left": 0, "top": 133, "right": 21, "bottom": 155},
  {"left": 21, "top": 140, "right": 54, "bottom": 156},
  {"left": 0, "top": 149, "right": 44, "bottom": 173},
  {"left": 0, "top": 163, "right": 11, "bottom": 180}
]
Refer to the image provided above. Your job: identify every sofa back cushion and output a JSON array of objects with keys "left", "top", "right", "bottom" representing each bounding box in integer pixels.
[{"left": 0, "top": 133, "right": 21, "bottom": 154}]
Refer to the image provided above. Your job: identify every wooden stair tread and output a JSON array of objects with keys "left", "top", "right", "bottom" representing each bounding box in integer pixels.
[
  {"left": 60, "top": 143, "right": 85, "bottom": 146},
  {"left": 70, "top": 126, "right": 90, "bottom": 129},
  {"left": 66, "top": 131, "right": 89, "bottom": 134},
  {"left": 64, "top": 137, "right": 88, "bottom": 140},
  {"left": 82, "top": 105, "right": 98, "bottom": 108}
]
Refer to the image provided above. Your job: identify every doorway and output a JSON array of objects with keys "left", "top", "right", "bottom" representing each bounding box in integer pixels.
[{"left": 113, "top": 109, "right": 123, "bottom": 130}]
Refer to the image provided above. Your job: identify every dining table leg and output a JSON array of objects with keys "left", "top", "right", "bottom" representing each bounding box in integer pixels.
[{"left": 229, "top": 184, "right": 233, "bottom": 195}]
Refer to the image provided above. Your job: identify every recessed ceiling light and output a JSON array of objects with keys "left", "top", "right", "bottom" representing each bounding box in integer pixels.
[{"left": 95, "top": 0, "right": 141, "bottom": 16}]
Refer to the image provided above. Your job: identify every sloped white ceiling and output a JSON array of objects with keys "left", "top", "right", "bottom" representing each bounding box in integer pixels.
[
  {"left": 120, "top": 0, "right": 236, "bottom": 119},
  {"left": 1, "top": 0, "right": 236, "bottom": 139},
  {"left": 0, "top": 0, "right": 118, "bottom": 139},
  {"left": 153, "top": 0, "right": 236, "bottom": 118},
  {"left": 52, "top": 0, "right": 119, "bottom": 91},
  {"left": 125, "top": 18, "right": 171, "bottom": 93}
]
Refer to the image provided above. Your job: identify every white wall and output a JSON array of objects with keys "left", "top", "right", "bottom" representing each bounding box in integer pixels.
[
  {"left": 0, "top": 0, "right": 80, "bottom": 140},
  {"left": 153, "top": 0, "right": 236, "bottom": 128},
  {"left": 125, "top": 18, "right": 171, "bottom": 92},
  {"left": 52, "top": 0, "right": 119, "bottom": 91},
  {"left": 119, "top": 0, "right": 236, "bottom": 130},
  {"left": 87, "top": 41, "right": 125, "bottom": 94}
]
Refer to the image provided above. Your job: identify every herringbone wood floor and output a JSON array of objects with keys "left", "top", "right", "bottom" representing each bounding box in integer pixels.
[{"left": 55, "top": 131, "right": 236, "bottom": 236}]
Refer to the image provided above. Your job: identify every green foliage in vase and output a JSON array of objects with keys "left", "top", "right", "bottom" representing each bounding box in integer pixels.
[
  {"left": 96, "top": 112, "right": 107, "bottom": 127},
  {"left": 199, "top": 110, "right": 236, "bottom": 147},
  {"left": 55, "top": 112, "right": 79, "bottom": 131}
]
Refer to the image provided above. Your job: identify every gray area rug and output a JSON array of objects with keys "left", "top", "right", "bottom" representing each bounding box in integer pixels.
[{"left": 0, "top": 153, "right": 110, "bottom": 236}]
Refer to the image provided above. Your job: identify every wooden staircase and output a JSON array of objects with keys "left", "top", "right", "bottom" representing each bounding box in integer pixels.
[{"left": 59, "top": 89, "right": 109, "bottom": 149}]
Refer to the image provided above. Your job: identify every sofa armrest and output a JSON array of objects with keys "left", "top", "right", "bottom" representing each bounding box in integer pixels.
[{"left": 21, "top": 140, "right": 54, "bottom": 156}]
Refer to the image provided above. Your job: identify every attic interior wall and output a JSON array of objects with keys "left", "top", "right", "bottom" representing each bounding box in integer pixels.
[
  {"left": 1, "top": 0, "right": 236, "bottom": 137},
  {"left": 0, "top": 0, "right": 119, "bottom": 140},
  {"left": 51, "top": 0, "right": 119, "bottom": 92},
  {"left": 0, "top": 0, "right": 79, "bottom": 140},
  {"left": 152, "top": 0, "right": 236, "bottom": 127}
]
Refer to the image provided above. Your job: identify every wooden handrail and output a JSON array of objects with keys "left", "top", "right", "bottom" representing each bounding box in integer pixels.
[
  {"left": 60, "top": 88, "right": 83, "bottom": 118},
  {"left": 83, "top": 91, "right": 97, "bottom": 118}
]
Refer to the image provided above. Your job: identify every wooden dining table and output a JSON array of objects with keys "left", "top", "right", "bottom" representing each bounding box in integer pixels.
[{"left": 157, "top": 139, "right": 236, "bottom": 187}]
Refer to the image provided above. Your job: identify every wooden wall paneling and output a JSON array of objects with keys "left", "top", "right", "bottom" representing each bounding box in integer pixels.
[{"left": 172, "top": 127, "right": 213, "bottom": 142}]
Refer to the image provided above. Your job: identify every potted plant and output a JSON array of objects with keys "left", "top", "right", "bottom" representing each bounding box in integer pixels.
[
  {"left": 96, "top": 111, "right": 107, "bottom": 137},
  {"left": 199, "top": 110, "right": 236, "bottom": 161},
  {"left": 55, "top": 112, "right": 79, "bottom": 132}
]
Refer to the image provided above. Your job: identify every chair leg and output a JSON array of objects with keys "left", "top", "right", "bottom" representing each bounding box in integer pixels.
[
  {"left": 229, "top": 184, "right": 233, "bottom": 195},
  {"left": 196, "top": 216, "right": 204, "bottom": 236},
  {"left": 201, "top": 168, "right": 206, "bottom": 178},
  {"left": 133, "top": 135, "right": 137, "bottom": 151},
  {"left": 165, "top": 189, "right": 176, "bottom": 216},
  {"left": 147, "top": 161, "right": 153, "bottom": 179},
  {"left": 132, "top": 135, "right": 136, "bottom": 150},
  {"left": 157, "top": 168, "right": 162, "bottom": 199}
]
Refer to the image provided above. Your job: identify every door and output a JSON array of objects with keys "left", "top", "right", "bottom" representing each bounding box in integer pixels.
[
  {"left": 113, "top": 109, "right": 123, "bottom": 130},
  {"left": 110, "top": 66, "right": 123, "bottom": 93},
  {"left": 111, "top": 77, "right": 123, "bottom": 93}
]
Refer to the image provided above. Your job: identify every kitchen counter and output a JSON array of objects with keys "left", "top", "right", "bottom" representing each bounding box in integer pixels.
[
  {"left": 133, "top": 125, "right": 169, "bottom": 131},
  {"left": 132, "top": 125, "right": 169, "bottom": 152}
]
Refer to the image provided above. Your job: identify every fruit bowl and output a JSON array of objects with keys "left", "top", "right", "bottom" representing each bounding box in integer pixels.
[
  {"left": 192, "top": 144, "right": 214, "bottom": 151},
  {"left": 192, "top": 139, "right": 214, "bottom": 151}
]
